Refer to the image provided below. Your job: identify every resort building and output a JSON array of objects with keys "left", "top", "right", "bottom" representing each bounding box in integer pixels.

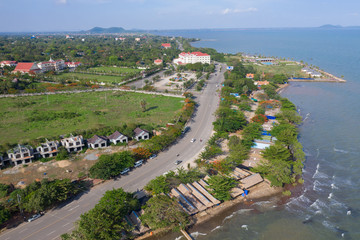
[
  {"left": 161, "top": 43, "right": 171, "bottom": 49},
  {"left": 61, "top": 135, "right": 84, "bottom": 153},
  {"left": 12, "top": 62, "right": 41, "bottom": 75},
  {"left": 154, "top": 59, "right": 163, "bottom": 65},
  {"left": 173, "top": 52, "right": 211, "bottom": 65},
  {"left": 107, "top": 131, "right": 128, "bottom": 144},
  {"left": 36, "top": 140, "right": 60, "bottom": 158},
  {"left": 246, "top": 73, "right": 254, "bottom": 79},
  {"left": 0, "top": 61, "right": 17, "bottom": 67},
  {"left": 87, "top": 135, "right": 108, "bottom": 149},
  {"left": 37, "top": 58, "right": 66, "bottom": 73},
  {"left": 65, "top": 62, "right": 82, "bottom": 68},
  {"left": 7, "top": 145, "right": 34, "bottom": 166},
  {"left": 302, "top": 67, "right": 322, "bottom": 78},
  {"left": 134, "top": 127, "right": 150, "bottom": 141}
]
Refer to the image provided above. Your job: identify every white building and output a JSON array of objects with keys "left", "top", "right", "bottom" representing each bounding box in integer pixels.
[
  {"left": 61, "top": 135, "right": 84, "bottom": 153},
  {"left": 37, "top": 58, "right": 66, "bottom": 73},
  {"left": 174, "top": 52, "right": 211, "bottom": 65},
  {"left": 0, "top": 61, "right": 17, "bottom": 67}
]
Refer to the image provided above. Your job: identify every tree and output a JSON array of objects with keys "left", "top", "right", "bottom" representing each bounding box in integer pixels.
[
  {"left": 72, "top": 188, "right": 139, "bottom": 240},
  {"left": 254, "top": 159, "right": 293, "bottom": 187},
  {"left": 132, "top": 147, "right": 151, "bottom": 160},
  {"left": 144, "top": 175, "right": 171, "bottom": 195},
  {"left": 261, "top": 144, "right": 291, "bottom": 162},
  {"left": 0, "top": 204, "right": 10, "bottom": 225},
  {"left": 140, "top": 99, "right": 147, "bottom": 112},
  {"left": 141, "top": 195, "right": 189, "bottom": 231},
  {"left": 206, "top": 175, "right": 236, "bottom": 201}
]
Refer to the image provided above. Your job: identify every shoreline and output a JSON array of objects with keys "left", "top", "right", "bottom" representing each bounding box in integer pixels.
[{"left": 136, "top": 181, "right": 283, "bottom": 240}]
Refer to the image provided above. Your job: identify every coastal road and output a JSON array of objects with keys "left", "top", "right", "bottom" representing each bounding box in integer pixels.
[{"left": 0, "top": 63, "right": 226, "bottom": 240}]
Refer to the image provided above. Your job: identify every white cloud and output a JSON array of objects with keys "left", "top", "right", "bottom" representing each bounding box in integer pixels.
[
  {"left": 222, "top": 7, "right": 258, "bottom": 15},
  {"left": 56, "top": 0, "right": 67, "bottom": 4}
]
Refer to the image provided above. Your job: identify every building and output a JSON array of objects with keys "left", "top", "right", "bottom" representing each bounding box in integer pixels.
[
  {"left": 107, "top": 131, "right": 128, "bottom": 144},
  {"left": 0, "top": 61, "right": 17, "bottom": 67},
  {"left": 87, "top": 135, "right": 108, "bottom": 149},
  {"left": 173, "top": 52, "right": 211, "bottom": 65},
  {"left": 134, "top": 127, "right": 150, "bottom": 141},
  {"left": 302, "top": 67, "right": 322, "bottom": 78},
  {"left": 37, "top": 58, "right": 66, "bottom": 73},
  {"left": 246, "top": 73, "right": 254, "bottom": 79},
  {"left": 36, "top": 140, "right": 60, "bottom": 158},
  {"left": 61, "top": 135, "right": 84, "bottom": 153},
  {"left": 154, "top": 59, "right": 163, "bottom": 65},
  {"left": 12, "top": 62, "right": 41, "bottom": 75},
  {"left": 7, "top": 145, "right": 34, "bottom": 166},
  {"left": 135, "top": 38, "right": 141, "bottom": 42},
  {"left": 161, "top": 43, "right": 171, "bottom": 49},
  {"left": 254, "top": 81, "right": 270, "bottom": 86},
  {"left": 65, "top": 62, "right": 82, "bottom": 68}
]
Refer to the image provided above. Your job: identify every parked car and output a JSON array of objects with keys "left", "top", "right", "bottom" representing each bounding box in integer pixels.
[
  {"left": 149, "top": 154, "right": 157, "bottom": 159},
  {"left": 190, "top": 138, "right": 196, "bottom": 143},
  {"left": 120, "top": 168, "right": 130, "bottom": 175},
  {"left": 28, "top": 213, "right": 42, "bottom": 222},
  {"left": 134, "top": 160, "right": 144, "bottom": 168},
  {"left": 175, "top": 160, "right": 182, "bottom": 165}
]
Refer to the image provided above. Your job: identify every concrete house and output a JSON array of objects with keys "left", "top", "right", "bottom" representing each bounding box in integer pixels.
[
  {"left": 61, "top": 135, "right": 84, "bottom": 153},
  {"left": 7, "top": 145, "right": 34, "bottom": 166},
  {"left": 107, "top": 131, "right": 128, "bottom": 144},
  {"left": 87, "top": 135, "right": 108, "bottom": 149},
  {"left": 36, "top": 140, "right": 60, "bottom": 158},
  {"left": 134, "top": 128, "right": 150, "bottom": 141}
]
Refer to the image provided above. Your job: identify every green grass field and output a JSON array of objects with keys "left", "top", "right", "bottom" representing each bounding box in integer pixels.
[
  {"left": 0, "top": 92, "right": 184, "bottom": 145},
  {"left": 88, "top": 66, "right": 142, "bottom": 74},
  {"left": 252, "top": 63, "right": 307, "bottom": 77},
  {"left": 57, "top": 72, "right": 127, "bottom": 83}
]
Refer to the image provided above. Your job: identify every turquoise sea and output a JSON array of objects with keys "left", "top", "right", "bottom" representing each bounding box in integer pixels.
[{"left": 152, "top": 28, "right": 360, "bottom": 240}]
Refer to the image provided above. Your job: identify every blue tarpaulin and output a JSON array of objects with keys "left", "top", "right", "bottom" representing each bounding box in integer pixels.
[
  {"left": 261, "top": 131, "right": 271, "bottom": 136},
  {"left": 266, "top": 115, "right": 276, "bottom": 120}
]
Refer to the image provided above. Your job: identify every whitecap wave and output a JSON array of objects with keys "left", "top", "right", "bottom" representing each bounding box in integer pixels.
[
  {"left": 190, "top": 232, "right": 207, "bottom": 238},
  {"left": 175, "top": 236, "right": 183, "bottom": 240},
  {"left": 241, "top": 225, "right": 249, "bottom": 230},
  {"left": 211, "top": 225, "right": 222, "bottom": 232},
  {"left": 333, "top": 147, "right": 349, "bottom": 154}
]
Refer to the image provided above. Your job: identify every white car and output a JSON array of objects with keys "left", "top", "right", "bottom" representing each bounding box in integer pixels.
[
  {"left": 120, "top": 168, "right": 130, "bottom": 175},
  {"left": 190, "top": 138, "right": 196, "bottom": 143},
  {"left": 134, "top": 160, "right": 144, "bottom": 168},
  {"left": 28, "top": 213, "right": 41, "bottom": 222}
]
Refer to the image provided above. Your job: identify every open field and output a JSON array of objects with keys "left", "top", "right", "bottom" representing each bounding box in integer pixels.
[
  {"left": 252, "top": 63, "right": 307, "bottom": 77},
  {"left": 57, "top": 72, "right": 127, "bottom": 83},
  {"left": 0, "top": 91, "right": 183, "bottom": 145},
  {"left": 88, "top": 66, "right": 142, "bottom": 74}
]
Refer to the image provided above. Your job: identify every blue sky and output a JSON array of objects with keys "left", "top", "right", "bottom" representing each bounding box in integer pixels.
[{"left": 0, "top": 0, "right": 359, "bottom": 32}]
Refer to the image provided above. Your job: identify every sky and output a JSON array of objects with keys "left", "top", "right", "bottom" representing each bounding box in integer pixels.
[{"left": 0, "top": 0, "right": 360, "bottom": 32}]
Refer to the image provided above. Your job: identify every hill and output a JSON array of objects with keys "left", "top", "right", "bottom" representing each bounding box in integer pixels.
[{"left": 86, "top": 27, "right": 126, "bottom": 34}]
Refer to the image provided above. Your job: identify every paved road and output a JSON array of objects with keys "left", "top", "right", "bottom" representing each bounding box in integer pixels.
[
  {"left": 0, "top": 63, "right": 226, "bottom": 240},
  {"left": 127, "top": 70, "right": 165, "bottom": 89}
]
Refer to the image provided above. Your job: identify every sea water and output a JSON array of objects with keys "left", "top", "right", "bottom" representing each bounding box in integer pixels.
[{"left": 152, "top": 28, "right": 360, "bottom": 239}]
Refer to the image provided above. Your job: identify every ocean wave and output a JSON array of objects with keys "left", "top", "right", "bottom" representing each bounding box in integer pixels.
[
  {"left": 333, "top": 147, "right": 349, "bottom": 154},
  {"left": 223, "top": 213, "right": 235, "bottom": 222},
  {"left": 241, "top": 225, "right": 249, "bottom": 230},
  {"left": 312, "top": 169, "right": 329, "bottom": 179},
  {"left": 210, "top": 225, "right": 222, "bottom": 232},
  {"left": 175, "top": 236, "right": 183, "bottom": 240},
  {"left": 190, "top": 232, "right": 207, "bottom": 238}
]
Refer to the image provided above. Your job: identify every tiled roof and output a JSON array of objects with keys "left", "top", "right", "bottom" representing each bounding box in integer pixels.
[
  {"left": 87, "top": 135, "right": 108, "bottom": 144},
  {"left": 134, "top": 127, "right": 149, "bottom": 136}
]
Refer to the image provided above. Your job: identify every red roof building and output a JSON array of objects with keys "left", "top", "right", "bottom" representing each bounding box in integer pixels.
[
  {"left": 154, "top": 59, "right": 163, "bottom": 65},
  {"left": 0, "top": 61, "right": 17, "bottom": 67},
  {"left": 12, "top": 62, "right": 40, "bottom": 75},
  {"left": 65, "top": 62, "right": 82, "bottom": 68},
  {"left": 161, "top": 43, "right": 171, "bottom": 49},
  {"left": 174, "top": 52, "right": 211, "bottom": 65}
]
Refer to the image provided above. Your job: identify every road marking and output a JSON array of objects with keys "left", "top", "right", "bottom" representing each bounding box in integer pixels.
[
  {"left": 47, "top": 230, "right": 56, "bottom": 236},
  {"left": 19, "top": 228, "right": 28, "bottom": 234},
  {"left": 35, "top": 219, "right": 44, "bottom": 225},
  {"left": 22, "top": 210, "right": 80, "bottom": 240},
  {"left": 68, "top": 205, "right": 79, "bottom": 211},
  {"left": 62, "top": 222, "right": 71, "bottom": 227}
]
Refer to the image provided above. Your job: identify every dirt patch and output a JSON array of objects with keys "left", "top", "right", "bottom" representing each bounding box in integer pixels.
[{"left": 54, "top": 160, "right": 71, "bottom": 168}]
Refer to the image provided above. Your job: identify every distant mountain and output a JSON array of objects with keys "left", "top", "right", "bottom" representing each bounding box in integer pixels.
[
  {"left": 86, "top": 27, "right": 126, "bottom": 34},
  {"left": 319, "top": 24, "right": 343, "bottom": 29}
]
